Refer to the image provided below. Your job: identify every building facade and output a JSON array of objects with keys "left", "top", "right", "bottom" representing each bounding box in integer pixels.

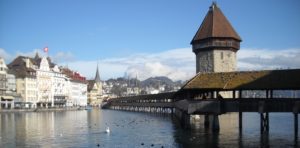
[
  {"left": 0, "top": 58, "right": 7, "bottom": 97},
  {"left": 71, "top": 81, "right": 87, "bottom": 106},
  {"left": 0, "top": 58, "right": 21, "bottom": 108},
  {"left": 36, "top": 57, "right": 54, "bottom": 107},
  {"left": 61, "top": 68, "right": 87, "bottom": 107},
  {"left": 8, "top": 54, "right": 88, "bottom": 108},
  {"left": 52, "top": 65, "right": 69, "bottom": 107}
]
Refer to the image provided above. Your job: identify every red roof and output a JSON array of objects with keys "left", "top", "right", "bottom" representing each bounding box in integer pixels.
[{"left": 61, "top": 68, "right": 87, "bottom": 83}]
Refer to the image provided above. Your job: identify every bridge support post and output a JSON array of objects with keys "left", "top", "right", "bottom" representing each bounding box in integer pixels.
[
  {"left": 204, "top": 115, "right": 209, "bottom": 128},
  {"left": 174, "top": 109, "right": 191, "bottom": 129},
  {"left": 294, "top": 113, "right": 298, "bottom": 145},
  {"left": 239, "top": 111, "right": 243, "bottom": 132},
  {"left": 205, "top": 114, "right": 220, "bottom": 132},
  {"left": 260, "top": 112, "right": 269, "bottom": 134},
  {"left": 182, "top": 112, "right": 191, "bottom": 129}
]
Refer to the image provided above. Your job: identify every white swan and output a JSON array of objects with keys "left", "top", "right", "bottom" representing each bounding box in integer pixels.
[{"left": 105, "top": 127, "right": 110, "bottom": 133}]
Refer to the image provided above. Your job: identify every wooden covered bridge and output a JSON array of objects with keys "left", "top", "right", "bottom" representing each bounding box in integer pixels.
[{"left": 102, "top": 69, "right": 300, "bottom": 139}]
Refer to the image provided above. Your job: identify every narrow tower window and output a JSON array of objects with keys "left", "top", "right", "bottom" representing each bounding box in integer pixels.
[{"left": 221, "top": 52, "right": 224, "bottom": 60}]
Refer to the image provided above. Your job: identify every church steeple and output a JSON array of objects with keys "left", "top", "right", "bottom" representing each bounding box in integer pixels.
[{"left": 95, "top": 63, "right": 101, "bottom": 83}]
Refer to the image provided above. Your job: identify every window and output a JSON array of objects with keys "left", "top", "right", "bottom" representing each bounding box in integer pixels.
[{"left": 221, "top": 52, "right": 224, "bottom": 60}]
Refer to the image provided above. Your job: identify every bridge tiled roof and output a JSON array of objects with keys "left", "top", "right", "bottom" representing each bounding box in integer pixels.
[{"left": 183, "top": 69, "right": 300, "bottom": 90}]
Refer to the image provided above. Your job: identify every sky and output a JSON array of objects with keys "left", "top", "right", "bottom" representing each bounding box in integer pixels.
[{"left": 1, "top": 0, "right": 300, "bottom": 81}]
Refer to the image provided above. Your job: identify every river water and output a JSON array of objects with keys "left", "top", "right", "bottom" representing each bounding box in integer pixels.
[{"left": 0, "top": 109, "right": 299, "bottom": 148}]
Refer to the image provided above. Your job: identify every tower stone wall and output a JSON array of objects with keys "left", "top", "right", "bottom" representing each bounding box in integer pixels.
[
  {"left": 212, "top": 50, "right": 237, "bottom": 72},
  {"left": 196, "top": 51, "right": 214, "bottom": 73},
  {"left": 196, "top": 49, "right": 237, "bottom": 73}
]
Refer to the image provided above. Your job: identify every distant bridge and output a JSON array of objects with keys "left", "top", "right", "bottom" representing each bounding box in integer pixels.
[{"left": 102, "top": 69, "right": 300, "bottom": 142}]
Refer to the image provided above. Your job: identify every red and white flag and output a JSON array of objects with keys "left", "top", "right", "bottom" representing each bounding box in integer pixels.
[{"left": 43, "top": 47, "right": 48, "bottom": 53}]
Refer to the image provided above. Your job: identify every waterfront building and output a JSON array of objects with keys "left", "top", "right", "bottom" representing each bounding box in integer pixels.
[
  {"left": 71, "top": 80, "right": 87, "bottom": 106},
  {"left": 0, "top": 58, "right": 8, "bottom": 97},
  {"left": 52, "top": 65, "right": 69, "bottom": 107},
  {"left": 87, "top": 65, "right": 103, "bottom": 106},
  {"left": 0, "top": 58, "right": 17, "bottom": 108},
  {"left": 61, "top": 67, "right": 87, "bottom": 106},
  {"left": 35, "top": 56, "right": 55, "bottom": 107},
  {"left": 6, "top": 71, "right": 16, "bottom": 95},
  {"left": 7, "top": 57, "right": 37, "bottom": 108},
  {"left": 33, "top": 54, "right": 69, "bottom": 107},
  {"left": 8, "top": 54, "right": 88, "bottom": 108}
]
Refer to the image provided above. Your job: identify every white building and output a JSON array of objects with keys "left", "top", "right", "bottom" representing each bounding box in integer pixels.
[
  {"left": 6, "top": 73, "right": 16, "bottom": 95},
  {"left": 9, "top": 56, "right": 38, "bottom": 108},
  {"left": 70, "top": 81, "right": 87, "bottom": 106},
  {"left": 8, "top": 54, "right": 88, "bottom": 108},
  {"left": 52, "top": 65, "right": 69, "bottom": 107},
  {"left": 61, "top": 68, "right": 87, "bottom": 107},
  {"left": 36, "top": 57, "right": 54, "bottom": 107},
  {"left": 0, "top": 58, "right": 8, "bottom": 97}
]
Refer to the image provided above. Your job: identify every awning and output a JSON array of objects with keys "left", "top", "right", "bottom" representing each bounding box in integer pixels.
[{"left": 1, "top": 96, "right": 15, "bottom": 100}]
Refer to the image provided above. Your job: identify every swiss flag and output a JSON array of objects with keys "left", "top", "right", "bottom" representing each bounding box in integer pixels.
[{"left": 44, "top": 47, "right": 48, "bottom": 53}]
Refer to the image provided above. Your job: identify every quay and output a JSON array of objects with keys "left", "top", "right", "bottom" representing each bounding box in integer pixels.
[{"left": 0, "top": 106, "right": 92, "bottom": 113}]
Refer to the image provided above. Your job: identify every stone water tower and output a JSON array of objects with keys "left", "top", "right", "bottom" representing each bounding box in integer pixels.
[{"left": 191, "top": 2, "right": 242, "bottom": 74}]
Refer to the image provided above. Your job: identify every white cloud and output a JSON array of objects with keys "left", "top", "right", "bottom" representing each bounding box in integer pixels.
[
  {"left": 62, "top": 60, "right": 128, "bottom": 80},
  {"left": 15, "top": 48, "right": 48, "bottom": 58},
  {"left": 3, "top": 47, "right": 300, "bottom": 81},
  {"left": 63, "top": 48, "right": 196, "bottom": 81},
  {"left": 15, "top": 49, "right": 75, "bottom": 64},
  {"left": 237, "top": 48, "right": 300, "bottom": 70},
  {"left": 0, "top": 48, "right": 12, "bottom": 62},
  {"left": 126, "top": 62, "right": 193, "bottom": 81},
  {"left": 63, "top": 47, "right": 300, "bottom": 81},
  {"left": 52, "top": 51, "right": 74, "bottom": 63},
  {"left": 121, "top": 48, "right": 196, "bottom": 81},
  {"left": 0, "top": 48, "right": 75, "bottom": 64}
]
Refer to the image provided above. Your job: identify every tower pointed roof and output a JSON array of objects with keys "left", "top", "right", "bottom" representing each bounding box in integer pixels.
[
  {"left": 95, "top": 63, "right": 101, "bottom": 83},
  {"left": 191, "top": 2, "right": 241, "bottom": 44}
]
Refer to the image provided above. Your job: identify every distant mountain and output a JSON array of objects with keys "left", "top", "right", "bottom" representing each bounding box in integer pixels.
[
  {"left": 141, "top": 76, "right": 178, "bottom": 87},
  {"left": 105, "top": 76, "right": 184, "bottom": 94}
]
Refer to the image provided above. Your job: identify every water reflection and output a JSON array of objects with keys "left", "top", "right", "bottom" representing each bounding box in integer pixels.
[
  {"left": 173, "top": 113, "right": 299, "bottom": 148},
  {"left": 0, "top": 110, "right": 299, "bottom": 148}
]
